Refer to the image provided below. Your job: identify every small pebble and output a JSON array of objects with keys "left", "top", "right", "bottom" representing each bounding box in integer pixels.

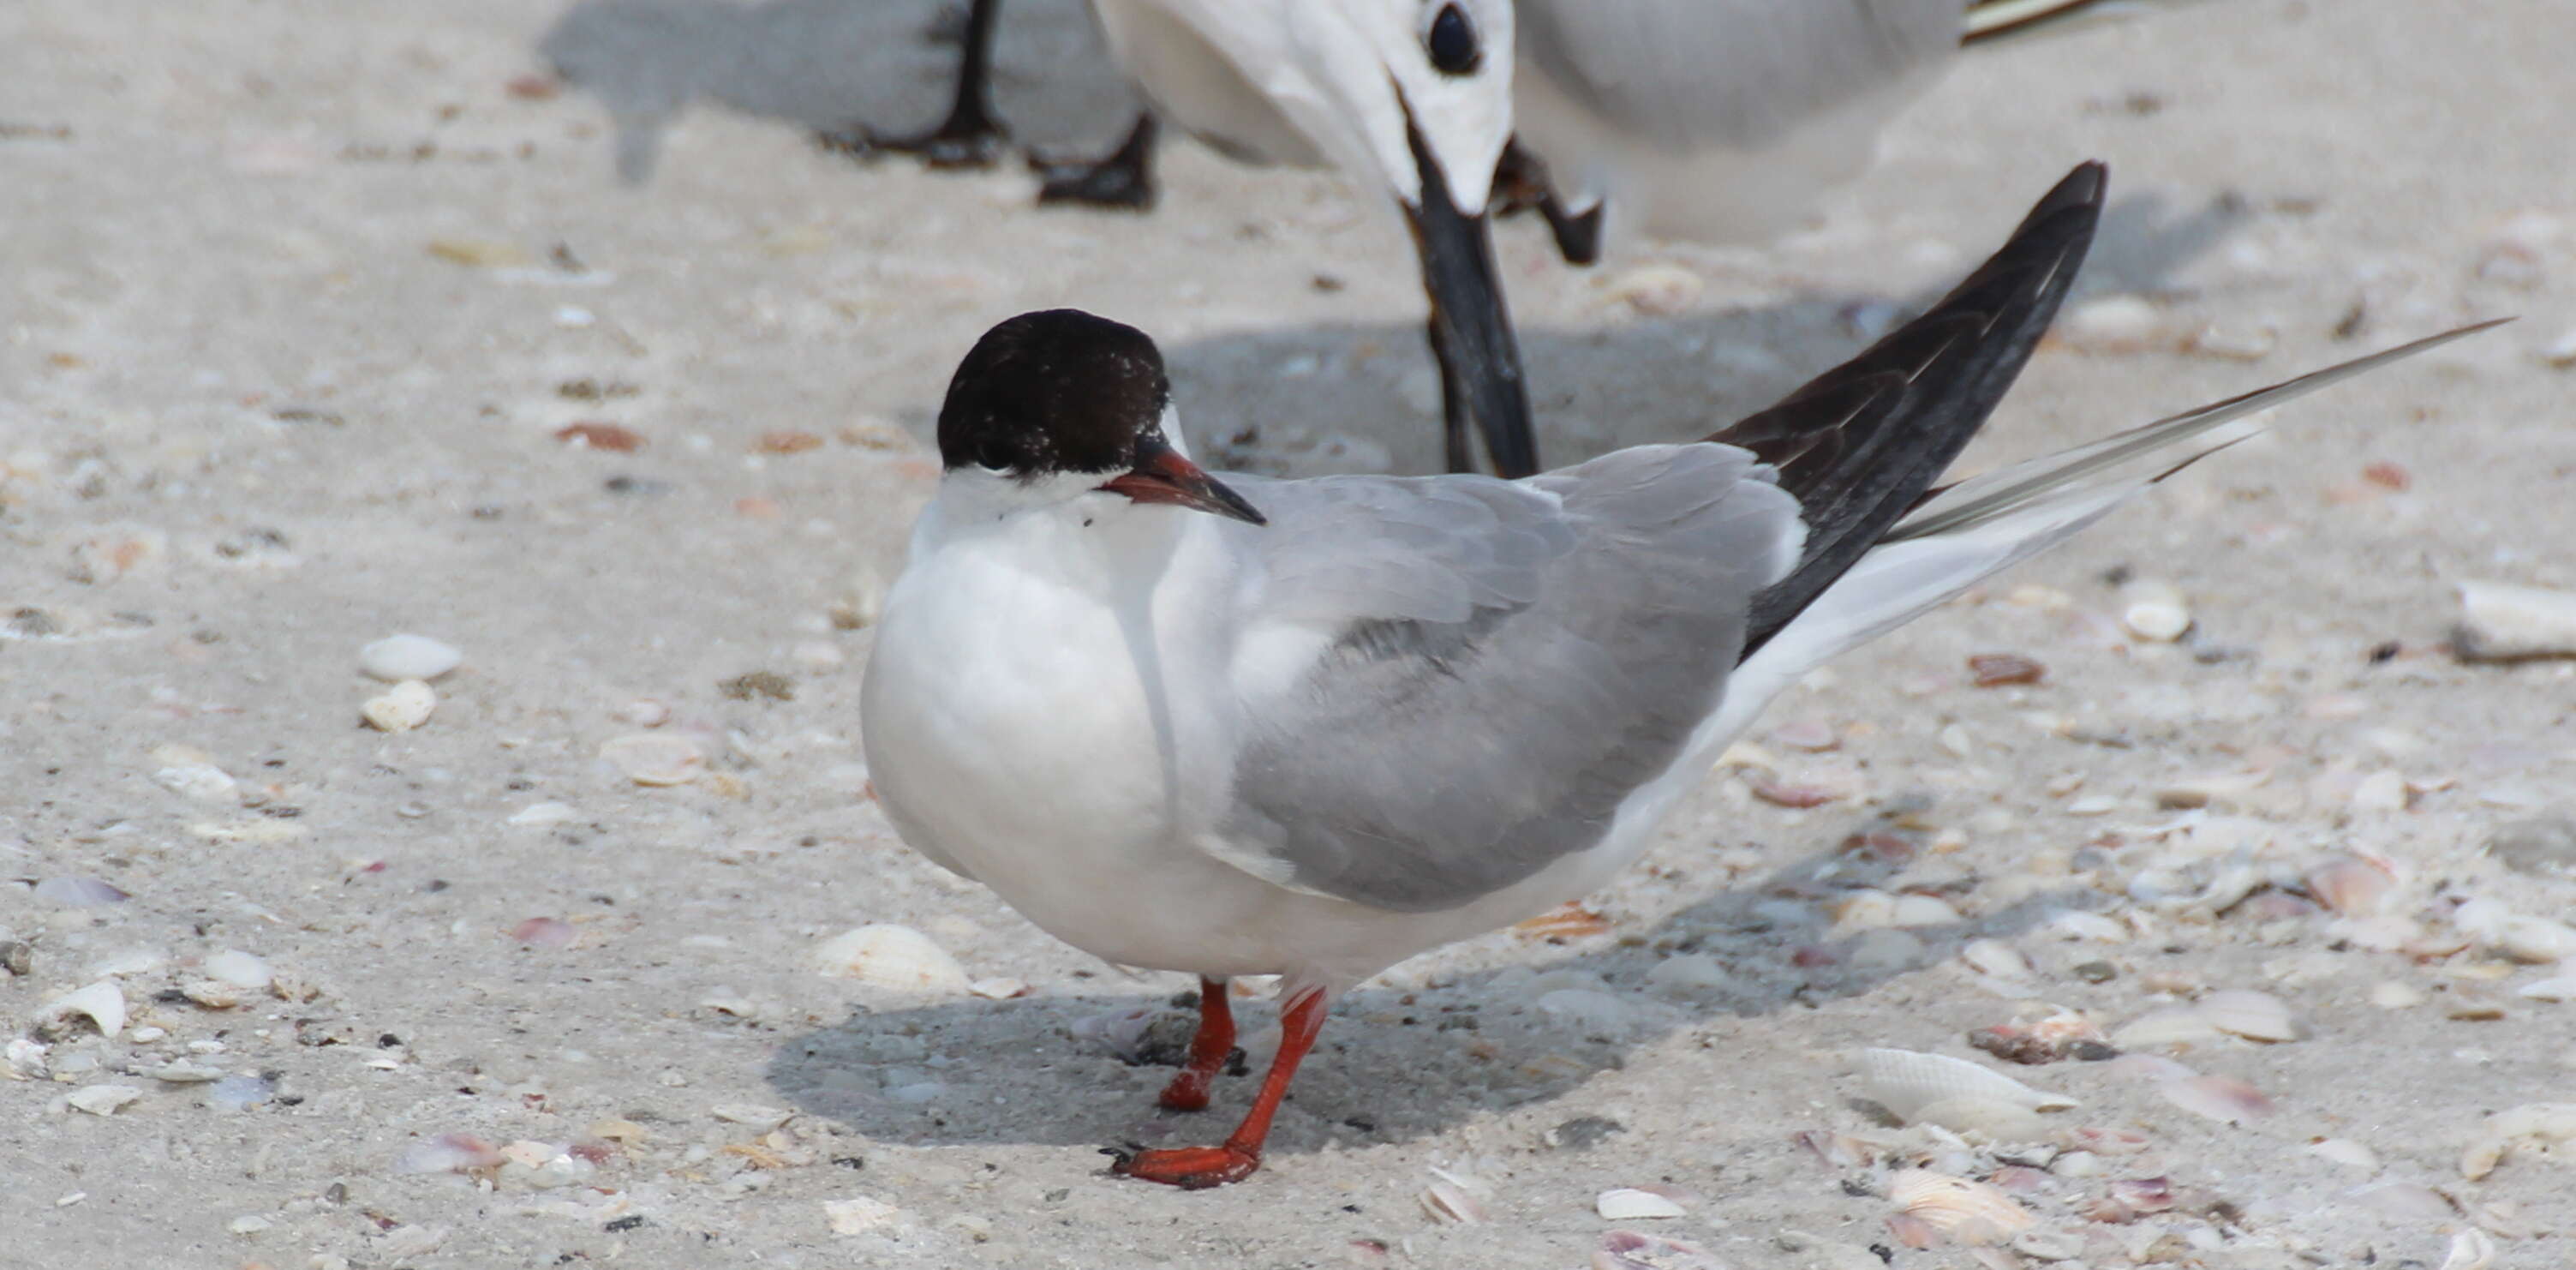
[
  {"left": 1968, "top": 653, "right": 2046, "bottom": 687},
  {"left": 362, "top": 680, "right": 437, "bottom": 732},
  {"left": 822, "top": 1195, "right": 907, "bottom": 1237},
  {"left": 2061, "top": 294, "right": 2169, "bottom": 352},
  {"left": 360, "top": 633, "right": 463, "bottom": 682}
]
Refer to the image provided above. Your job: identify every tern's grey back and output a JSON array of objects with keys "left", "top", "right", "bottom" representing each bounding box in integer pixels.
[{"left": 1217, "top": 446, "right": 1799, "bottom": 913}]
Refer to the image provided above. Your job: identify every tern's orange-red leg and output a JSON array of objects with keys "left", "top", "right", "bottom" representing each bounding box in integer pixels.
[
  {"left": 1112, "top": 987, "right": 1328, "bottom": 1189},
  {"left": 1156, "top": 976, "right": 1238, "bottom": 1112}
]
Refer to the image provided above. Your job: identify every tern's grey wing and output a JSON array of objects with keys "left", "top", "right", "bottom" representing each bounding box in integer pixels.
[{"left": 1216, "top": 446, "right": 1802, "bottom": 914}]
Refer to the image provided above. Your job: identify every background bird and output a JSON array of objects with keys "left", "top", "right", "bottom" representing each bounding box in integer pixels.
[{"left": 828, "top": 0, "right": 2162, "bottom": 481}]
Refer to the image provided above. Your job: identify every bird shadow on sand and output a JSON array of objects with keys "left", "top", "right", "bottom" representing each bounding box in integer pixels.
[
  {"left": 763, "top": 806, "right": 2102, "bottom": 1159},
  {"left": 535, "top": 0, "right": 1137, "bottom": 182}
]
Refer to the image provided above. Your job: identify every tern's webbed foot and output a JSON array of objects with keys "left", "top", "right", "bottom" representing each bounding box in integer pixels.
[
  {"left": 1104, "top": 1142, "right": 1262, "bottom": 1189},
  {"left": 1029, "top": 114, "right": 1159, "bottom": 211}
]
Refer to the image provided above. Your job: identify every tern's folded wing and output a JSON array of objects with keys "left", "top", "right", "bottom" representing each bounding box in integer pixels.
[{"left": 1212, "top": 446, "right": 1802, "bottom": 914}]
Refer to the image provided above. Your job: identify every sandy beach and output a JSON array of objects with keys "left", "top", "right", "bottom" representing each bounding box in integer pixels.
[{"left": 4, "top": 1, "right": 2574, "bottom": 1266}]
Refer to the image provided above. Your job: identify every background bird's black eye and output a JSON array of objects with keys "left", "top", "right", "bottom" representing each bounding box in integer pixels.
[{"left": 1426, "top": 3, "right": 1481, "bottom": 76}]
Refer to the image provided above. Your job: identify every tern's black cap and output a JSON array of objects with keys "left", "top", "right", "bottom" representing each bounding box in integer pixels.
[{"left": 937, "top": 309, "right": 1171, "bottom": 476}]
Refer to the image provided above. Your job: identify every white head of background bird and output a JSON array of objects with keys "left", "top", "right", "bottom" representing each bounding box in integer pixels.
[{"left": 1285, "top": 0, "right": 1516, "bottom": 217}]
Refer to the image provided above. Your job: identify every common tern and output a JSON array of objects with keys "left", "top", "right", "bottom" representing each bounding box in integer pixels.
[
  {"left": 831, "top": 0, "right": 2147, "bottom": 479},
  {"left": 858, "top": 163, "right": 2495, "bottom": 1188}
]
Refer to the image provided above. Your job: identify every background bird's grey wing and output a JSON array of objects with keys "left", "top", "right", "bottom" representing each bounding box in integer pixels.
[
  {"left": 1515, "top": 0, "right": 1961, "bottom": 155},
  {"left": 1509, "top": 0, "right": 1961, "bottom": 245},
  {"left": 1216, "top": 447, "right": 1802, "bottom": 914}
]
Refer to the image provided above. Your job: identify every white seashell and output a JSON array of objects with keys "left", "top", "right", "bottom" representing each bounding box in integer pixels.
[
  {"left": 40, "top": 980, "right": 128, "bottom": 1039},
  {"left": 1832, "top": 889, "right": 1898, "bottom": 931},
  {"left": 1859, "top": 1049, "right": 2076, "bottom": 1128},
  {"left": 2516, "top": 969, "right": 2576, "bottom": 1001},
  {"left": 5, "top": 1038, "right": 49, "bottom": 1079},
  {"left": 2495, "top": 916, "right": 2576, "bottom": 964},
  {"left": 360, "top": 634, "right": 463, "bottom": 682},
  {"left": 2049, "top": 910, "right": 2129, "bottom": 943},
  {"left": 619, "top": 698, "right": 671, "bottom": 728},
  {"left": 2196, "top": 990, "right": 2303, "bottom": 1042},
  {"left": 506, "top": 801, "right": 578, "bottom": 826},
  {"left": 810, "top": 925, "right": 970, "bottom": 992},
  {"left": 2453, "top": 579, "right": 2576, "bottom": 662},
  {"left": 2061, "top": 295, "right": 2168, "bottom": 353},
  {"left": 967, "top": 977, "right": 1028, "bottom": 1000},
  {"left": 1957, "top": 938, "right": 2041, "bottom": 996},
  {"left": 2346, "top": 1182, "right": 2454, "bottom": 1224},
  {"left": 2119, "top": 580, "right": 2192, "bottom": 643},
  {"left": 2307, "top": 1138, "right": 2380, "bottom": 1171},
  {"left": 2187, "top": 321, "right": 2276, "bottom": 362},
  {"left": 822, "top": 1196, "right": 906, "bottom": 1237},
  {"left": 1601, "top": 263, "right": 1703, "bottom": 316},
  {"left": 1890, "top": 895, "right": 1961, "bottom": 927},
  {"left": 2440, "top": 1229, "right": 2497, "bottom": 1270},
  {"left": 2158, "top": 1074, "right": 2274, "bottom": 1124},
  {"left": 1885, "top": 1171, "right": 2034, "bottom": 1245},
  {"left": 362, "top": 680, "right": 437, "bottom": 733},
  {"left": 600, "top": 732, "right": 702, "bottom": 785},
  {"left": 202, "top": 949, "right": 272, "bottom": 991},
  {"left": 65, "top": 1084, "right": 143, "bottom": 1116},
  {"left": 2483, "top": 1101, "right": 2576, "bottom": 1142},
  {"left": 2111, "top": 1005, "right": 2221, "bottom": 1050},
  {"left": 2048, "top": 1150, "right": 2102, "bottom": 1177},
  {"left": 2305, "top": 856, "right": 2396, "bottom": 915},
  {"left": 710, "top": 1103, "right": 792, "bottom": 1129},
  {"left": 155, "top": 762, "right": 239, "bottom": 804},
  {"left": 1596, "top": 1188, "right": 1687, "bottom": 1220},
  {"left": 1908, "top": 1098, "right": 2049, "bottom": 1140},
  {"left": 2451, "top": 897, "right": 2513, "bottom": 941},
  {"left": 2459, "top": 1135, "right": 2507, "bottom": 1182},
  {"left": 1419, "top": 1180, "right": 1485, "bottom": 1225}
]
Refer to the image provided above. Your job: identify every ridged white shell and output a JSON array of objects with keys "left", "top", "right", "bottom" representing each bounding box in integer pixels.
[
  {"left": 810, "top": 925, "right": 969, "bottom": 991},
  {"left": 2196, "top": 990, "right": 2303, "bottom": 1042},
  {"left": 1859, "top": 1049, "right": 2076, "bottom": 1129},
  {"left": 1885, "top": 1171, "right": 2034, "bottom": 1245}
]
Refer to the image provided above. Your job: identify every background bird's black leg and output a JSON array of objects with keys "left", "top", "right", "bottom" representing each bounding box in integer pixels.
[
  {"left": 1030, "top": 113, "right": 1161, "bottom": 211},
  {"left": 819, "top": 0, "right": 1010, "bottom": 168}
]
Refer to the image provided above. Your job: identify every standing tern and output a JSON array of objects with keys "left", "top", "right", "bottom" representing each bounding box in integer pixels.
[
  {"left": 830, "top": 0, "right": 2142, "bottom": 479},
  {"left": 858, "top": 162, "right": 2495, "bottom": 1188}
]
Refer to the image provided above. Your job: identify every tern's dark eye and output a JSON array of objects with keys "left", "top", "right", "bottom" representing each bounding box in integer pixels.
[{"left": 1425, "top": 3, "right": 1480, "bottom": 76}]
